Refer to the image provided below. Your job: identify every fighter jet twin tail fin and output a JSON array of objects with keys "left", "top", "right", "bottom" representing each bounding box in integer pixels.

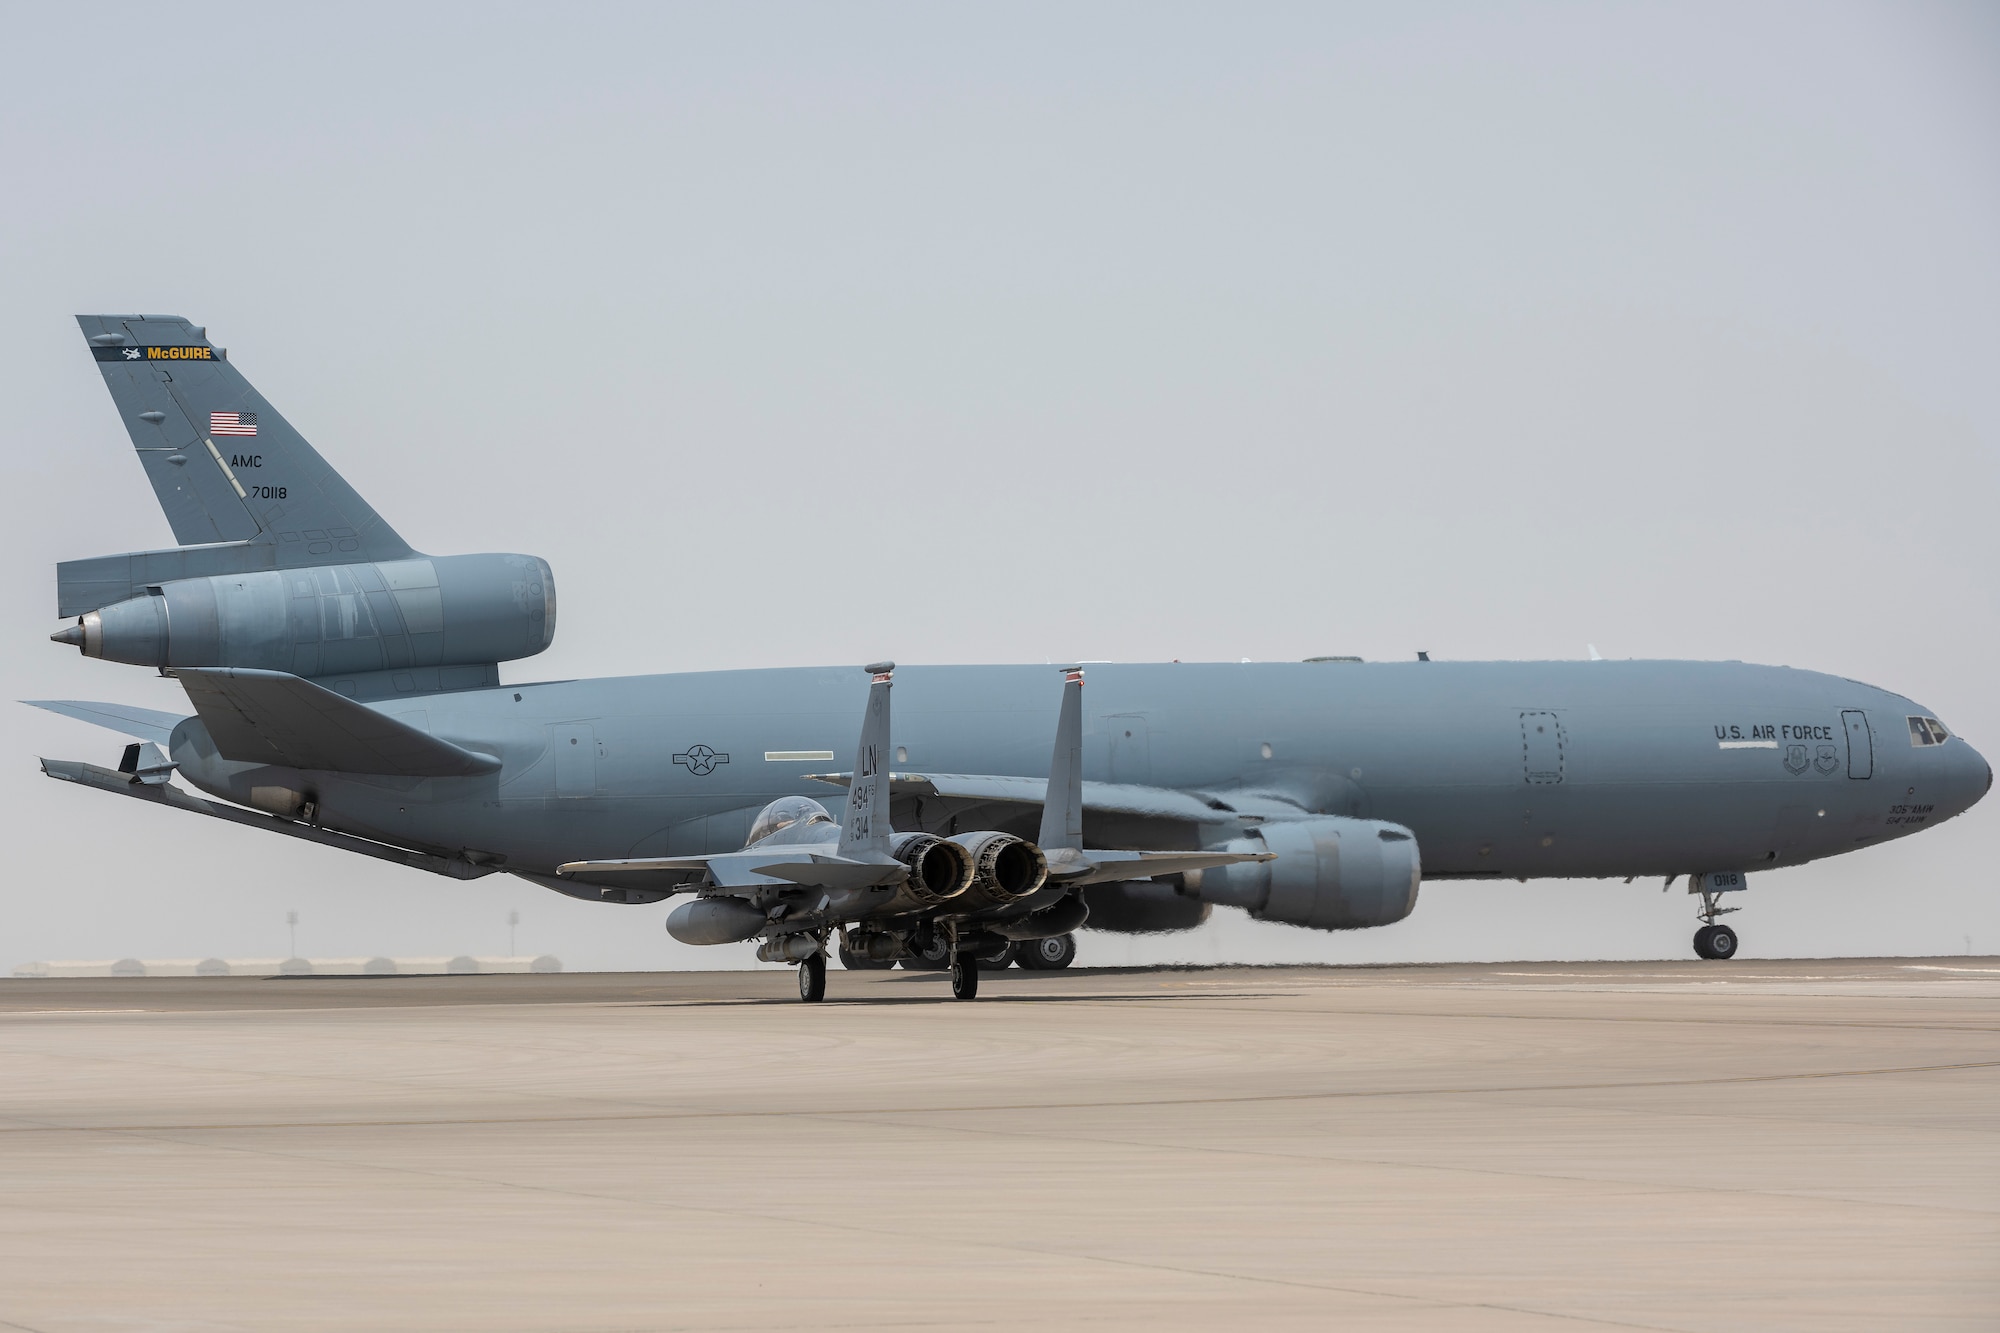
[{"left": 1032, "top": 668, "right": 1274, "bottom": 888}]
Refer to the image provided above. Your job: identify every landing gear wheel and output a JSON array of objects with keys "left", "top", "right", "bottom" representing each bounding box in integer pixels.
[
  {"left": 949, "top": 952, "right": 980, "bottom": 1000},
  {"left": 798, "top": 951, "right": 827, "bottom": 1002},
  {"left": 838, "top": 945, "right": 894, "bottom": 971},
  {"left": 901, "top": 936, "right": 950, "bottom": 970},
  {"left": 977, "top": 942, "right": 1015, "bottom": 970},
  {"left": 1017, "top": 933, "right": 1077, "bottom": 971},
  {"left": 1693, "top": 923, "right": 1739, "bottom": 961}
]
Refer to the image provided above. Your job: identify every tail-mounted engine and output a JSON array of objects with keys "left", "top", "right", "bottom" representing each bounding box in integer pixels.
[{"left": 51, "top": 552, "right": 556, "bottom": 675}]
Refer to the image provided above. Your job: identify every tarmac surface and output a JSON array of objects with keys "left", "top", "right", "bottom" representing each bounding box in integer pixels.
[{"left": 0, "top": 957, "right": 1995, "bottom": 1331}]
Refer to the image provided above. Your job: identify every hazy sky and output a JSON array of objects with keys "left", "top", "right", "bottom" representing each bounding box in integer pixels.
[{"left": 4, "top": 2, "right": 1996, "bottom": 971}]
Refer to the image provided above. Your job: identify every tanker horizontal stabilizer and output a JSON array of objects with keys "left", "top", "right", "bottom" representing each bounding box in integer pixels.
[
  {"left": 174, "top": 667, "right": 500, "bottom": 777},
  {"left": 22, "top": 699, "right": 187, "bottom": 744}
]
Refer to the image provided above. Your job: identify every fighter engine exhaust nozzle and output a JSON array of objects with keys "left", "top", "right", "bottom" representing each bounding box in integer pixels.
[
  {"left": 950, "top": 831, "right": 1050, "bottom": 905},
  {"left": 888, "top": 833, "right": 975, "bottom": 906}
]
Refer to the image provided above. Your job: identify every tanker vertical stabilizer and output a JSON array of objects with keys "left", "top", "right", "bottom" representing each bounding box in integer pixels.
[{"left": 65, "top": 315, "right": 411, "bottom": 613}]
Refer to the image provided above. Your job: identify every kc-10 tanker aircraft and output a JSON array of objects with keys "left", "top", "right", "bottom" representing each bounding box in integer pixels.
[{"left": 30, "top": 315, "right": 1992, "bottom": 997}]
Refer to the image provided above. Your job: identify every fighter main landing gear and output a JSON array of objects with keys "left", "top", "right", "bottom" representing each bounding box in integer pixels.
[
  {"left": 798, "top": 951, "right": 827, "bottom": 1002},
  {"left": 949, "top": 951, "right": 980, "bottom": 1001},
  {"left": 1016, "top": 933, "right": 1077, "bottom": 971}
]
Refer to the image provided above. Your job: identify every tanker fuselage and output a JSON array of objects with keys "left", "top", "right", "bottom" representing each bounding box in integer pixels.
[{"left": 165, "top": 658, "right": 1991, "bottom": 897}]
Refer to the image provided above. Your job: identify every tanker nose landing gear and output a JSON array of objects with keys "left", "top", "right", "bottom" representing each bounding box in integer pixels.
[
  {"left": 1684, "top": 872, "right": 1745, "bottom": 960},
  {"left": 1694, "top": 921, "right": 1738, "bottom": 960}
]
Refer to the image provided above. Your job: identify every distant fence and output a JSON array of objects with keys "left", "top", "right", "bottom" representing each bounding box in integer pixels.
[{"left": 11, "top": 956, "right": 563, "bottom": 978}]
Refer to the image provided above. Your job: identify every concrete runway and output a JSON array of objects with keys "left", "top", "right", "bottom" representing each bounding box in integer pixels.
[{"left": 0, "top": 959, "right": 1994, "bottom": 1331}]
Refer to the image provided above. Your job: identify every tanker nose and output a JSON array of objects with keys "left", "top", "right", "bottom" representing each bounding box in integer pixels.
[{"left": 1953, "top": 738, "right": 1991, "bottom": 813}]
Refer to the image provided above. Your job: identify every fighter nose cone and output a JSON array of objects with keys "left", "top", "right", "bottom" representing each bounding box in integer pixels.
[{"left": 49, "top": 623, "right": 83, "bottom": 648}]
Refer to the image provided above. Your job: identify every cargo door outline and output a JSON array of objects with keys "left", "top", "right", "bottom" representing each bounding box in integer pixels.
[
  {"left": 1520, "top": 711, "right": 1564, "bottom": 785},
  {"left": 551, "top": 722, "right": 600, "bottom": 798},
  {"left": 1842, "top": 710, "right": 1873, "bottom": 780},
  {"left": 1105, "top": 714, "right": 1151, "bottom": 784}
]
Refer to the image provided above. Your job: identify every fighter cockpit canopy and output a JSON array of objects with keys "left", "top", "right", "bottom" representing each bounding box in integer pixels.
[{"left": 745, "top": 796, "right": 835, "bottom": 847}]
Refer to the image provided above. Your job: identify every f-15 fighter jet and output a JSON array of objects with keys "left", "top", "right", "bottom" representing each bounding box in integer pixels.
[{"left": 559, "top": 664, "right": 1272, "bottom": 1000}]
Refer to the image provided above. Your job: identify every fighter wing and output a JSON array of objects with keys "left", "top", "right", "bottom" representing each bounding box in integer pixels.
[
  {"left": 1041, "top": 847, "right": 1275, "bottom": 888},
  {"left": 174, "top": 668, "right": 500, "bottom": 777},
  {"left": 557, "top": 849, "right": 905, "bottom": 892}
]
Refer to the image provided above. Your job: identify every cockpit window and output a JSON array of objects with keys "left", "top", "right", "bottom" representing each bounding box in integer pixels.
[
  {"left": 1907, "top": 716, "right": 1951, "bottom": 747},
  {"left": 745, "top": 795, "right": 835, "bottom": 846}
]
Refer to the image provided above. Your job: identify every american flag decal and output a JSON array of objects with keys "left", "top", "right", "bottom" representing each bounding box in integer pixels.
[{"left": 210, "top": 411, "right": 258, "bottom": 437}]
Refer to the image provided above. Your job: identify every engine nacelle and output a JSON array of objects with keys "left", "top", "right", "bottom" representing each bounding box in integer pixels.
[
  {"left": 1081, "top": 882, "right": 1211, "bottom": 933},
  {"left": 53, "top": 553, "right": 556, "bottom": 674},
  {"left": 948, "top": 831, "right": 1049, "bottom": 906},
  {"left": 1184, "top": 817, "right": 1420, "bottom": 930},
  {"left": 887, "top": 832, "right": 974, "bottom": 906},
  {"left": 666, "top": 895, "right": 767, "bottom": 946}
]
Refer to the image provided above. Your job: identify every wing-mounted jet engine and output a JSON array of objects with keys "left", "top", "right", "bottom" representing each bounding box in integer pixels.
[{"left": 1176, "top": 819, "right": 1421, "bottom": 930}]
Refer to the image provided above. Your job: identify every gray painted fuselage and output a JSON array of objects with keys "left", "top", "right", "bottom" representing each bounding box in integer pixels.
[{"left": 167, "top": 659, "right": 1991, "bottom": 892}]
